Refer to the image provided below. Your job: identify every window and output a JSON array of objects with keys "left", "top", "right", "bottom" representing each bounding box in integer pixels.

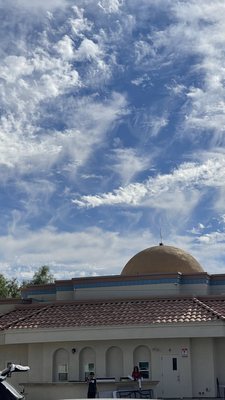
[
  {"left": 79, "top": 347, "right": 96, "bottom": 381},
  {"left": 53, "top": 348, "right": 69, "bottom": 382},
  {"left": 134, "top": 345, "right": 151, "bottom": 380},
  {"left": 172, "top": 358, "right": 177, "bottom": 371},
  {"left": 138, "top": 361, "right": 149, "bottom": 379},
  {"left": 85, "top": 363, "right": 95, "bottom": 380},
  {"left": 58, "top": 364, "right": 68, "bottom": 381}
]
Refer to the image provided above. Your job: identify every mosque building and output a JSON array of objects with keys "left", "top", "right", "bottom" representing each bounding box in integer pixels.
[{"left": 1, "top": 243, "right": 225, "bottom": 400}]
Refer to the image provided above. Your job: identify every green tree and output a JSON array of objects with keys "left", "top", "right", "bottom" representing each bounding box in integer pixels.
[
  {"left": 0, "top": 274, "right": 9, "bottom": 298},
  {"left": 0, "top": 275, "right": 20, "bottom": 298},
  {"left": 7, "top": 278, "right": 20, "bottom": 298},
  {"left": 0, "top": 266, "right": 55, "bottom": 298},
  {"left": 31, "top": 265, "right": 54, "bottom": 285}
]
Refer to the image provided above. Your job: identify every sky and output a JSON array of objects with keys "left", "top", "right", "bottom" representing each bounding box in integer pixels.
[{"left": 0, "top": 0, "right": 225, "bottom": 282}]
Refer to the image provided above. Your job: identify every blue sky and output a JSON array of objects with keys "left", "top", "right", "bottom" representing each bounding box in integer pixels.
[{"left": 0, "top": 0, "right": 225, "bottom": 281}]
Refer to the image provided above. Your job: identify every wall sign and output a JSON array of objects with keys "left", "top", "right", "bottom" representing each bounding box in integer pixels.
[{"left": 181, "top": 347, "right": 188, "bottom": 357}]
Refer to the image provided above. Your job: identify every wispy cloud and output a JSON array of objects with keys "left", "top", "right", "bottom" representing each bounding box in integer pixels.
[
  {"left": 3, "top": 0, "right": 68, "bottom": 10},
  {"left": 155, "top": 1, "right": 225, "bottom": 141},
  {"left": 98, "top": 0, "right": 123, "bottom": 14},
  {"left": 1, "top": 0, "right": 225, "bottom": 280},
  {"left": 73, "top": 155, "right": 225, "bottom": 209},
  {"left": 109, "top": 148, "right": 151, "bottom": 185}
]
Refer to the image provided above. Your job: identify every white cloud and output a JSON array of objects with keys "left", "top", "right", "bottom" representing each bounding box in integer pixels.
[
  {"left": 134, "top": 40, "right": 156, "bottom": 67},
  {"left": 1, "top": 224, "right": 224, "bottom": 281},
  {"left": 197, "top": 231, "right": 225, "bottom": 245},
  {"left": 220, "top": 215, "right": 225, "bottom": 224},
  {"left": 54, "top": 35, "right": 74, "bottom": 60},
  {"left": 150, "top": 116, "right": 168, "bottom": 137},
  {"left": 166, "top": 81, "right": 186, "bottom": 96},
  {"left": 0, "top": 1, "right": 129, "bottom": 181},
  {"left": 0, "top": 47, "right": 80, "bottom": 121},
  {"left": 110, "top": 148, "right": 150, "bottom": 185},
  {"left": 190, "top": 223, "right": 205, "bottom": 235},
  {"left": 213, "top": 187, "right": 225, "bottom": 214},
  {"left": 75, "top": 38, "right": 102, "bottom": 62},
  {"left": 143, "top": 189, "right": 201, "bottom": 219},
  {"left": 0, "top": 56, "right": 34, "bottom": 83},
  {"left": 70, "top": 6, "right": 93, "bottom": 38},
  {"left": 147, "top": 1, "right": 225, "bottom": 141},
  {"left": 7, "top": 0, "right": 67, "bottom": 10},
  {"left": 73, "top": 182, "right": 147, "bottom": 208},
  {"left": 0, "top": 227, "right": 156, "bottom": 281},
  {"left": 131, "top": 74, "right": 152, "bottom": 87},
  {"left": 1, "top": 0, "right": 225, "bottom": 280},
  {"left": 129, "top": 108, "right": 168, "bottom": 141},
  {"left": 73, "top": 155, "right": 225, "bottom": 209},
  {"left": 0, "top": 89, "right": 128, "bottom": 191},
  {"left": 98, "top": 0, "right": 123, "bottom": 14}
]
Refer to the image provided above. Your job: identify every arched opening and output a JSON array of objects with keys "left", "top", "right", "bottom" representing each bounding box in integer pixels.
[
  {"left": 106, "top": 346, "right": 123, "bottom": 380},
  {"left": 52, "top": 348, "right": 69, "bottom": 382},
  {"left": 133, "top": 345, "right": 151, "bottom": 380},
  {"left": 79, "top": 347, "right": 96, "bottom": 381}
]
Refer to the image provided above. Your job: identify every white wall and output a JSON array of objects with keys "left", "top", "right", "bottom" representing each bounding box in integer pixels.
[
  {"left": 191, "top": 337, "right": 216, "bottom": 397},
  {"left": 214, "top": 337, "right": 225, "bottom": 391},
  {"left": 28, "top": 343, "right": 43, "bottom": 382},
  {"left": 0, "top": 344, "right": 28, "bottom": 394}
]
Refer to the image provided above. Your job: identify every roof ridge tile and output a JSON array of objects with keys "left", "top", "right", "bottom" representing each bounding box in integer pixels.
[
  {"left": 193, "top": 297, "right": 225, "bottom": 320},
  {"left": 0, "top": 304, "right": 52, "bottom": 331}
]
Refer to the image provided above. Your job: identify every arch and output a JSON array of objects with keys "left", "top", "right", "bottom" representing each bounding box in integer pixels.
[
  {"left": 106, "top": 346, "right": 123, "bottom": 380},
  {"left": 133, "top": 345, "right": 151, "bottom": 380},
  {"left": 52, "top": 348, "right": 69, "bottom": 382},
  {"left": 79, "top": 347, "right": 96, "bottom": 381}
]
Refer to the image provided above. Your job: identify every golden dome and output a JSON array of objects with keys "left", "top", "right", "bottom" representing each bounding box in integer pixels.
[{"left": 121, "top": 244, "right": 204, "bottom": 275}]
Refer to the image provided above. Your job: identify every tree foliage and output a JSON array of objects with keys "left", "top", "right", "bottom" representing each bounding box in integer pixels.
[
  {"left": 0, "top": 274, "right": 10, "bottom": 298},
  {"left": 0, "top": 274, "right": 20, "bottom": 298},
  {"left": 30, "top": 265, "right": 54, "bottom": 285},
  {"left": 0, "top": 266, "right": 55, "bottom": 299}
]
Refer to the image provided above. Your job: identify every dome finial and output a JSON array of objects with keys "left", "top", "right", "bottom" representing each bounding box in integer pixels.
[{"left": 159, "top": 227, "right": 163, "bottom": 246}]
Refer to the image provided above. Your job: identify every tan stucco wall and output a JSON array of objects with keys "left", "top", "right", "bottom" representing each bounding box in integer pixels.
[
  {"left": 214, "top": 337, "right": 225, "bottom": 388},
  {"left": 0, "top": 336, "right": 209, "bottom": 399},
  {"left": 28, "top": 343, "right": 44, "bottom": 382},
  {"left": 1, "top": 325, "right": 225, "bottom": 399},
  {"left": 190, "top": 337, "right": 216, "bottom": 397},
  {"left": 0, "top": 343, "right": 28, "bottom": 394}
]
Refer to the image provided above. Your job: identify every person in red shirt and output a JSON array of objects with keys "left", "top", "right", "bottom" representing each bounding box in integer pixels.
[{"left": 132, "top": 366, "right": 142, "bottom": 381}]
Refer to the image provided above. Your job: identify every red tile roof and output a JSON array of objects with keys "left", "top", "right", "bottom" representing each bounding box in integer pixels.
[{"left": 0, "top": 296, "right": 224, "bottom": 330}]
